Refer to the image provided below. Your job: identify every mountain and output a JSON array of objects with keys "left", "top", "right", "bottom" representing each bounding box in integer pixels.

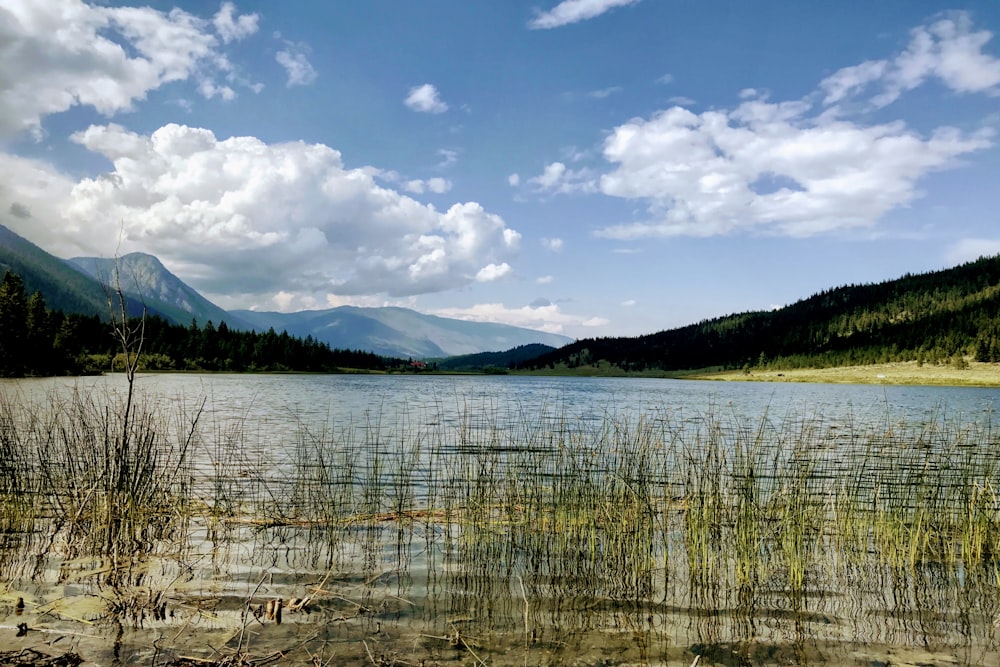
[
  {"left": 232, "top": 306, "right": 573, "bottom": 358},
  {"left": 521, "top": 255, "right": 1000, "bottom": 373},
  {"left": 69, "top": 253, "right": 250, "bottom": 330},
  {"left": 435, "top": 344, "right": 559, "bottom": 371},
  {"left": 1, "top": 224, "right": 570, "bottom": 358},
  {"left": 0, "top": 224, "right": 148, "bottom": 319}
]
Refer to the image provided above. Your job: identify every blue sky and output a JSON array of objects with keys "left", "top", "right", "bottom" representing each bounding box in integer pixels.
[{"left": 1, "top": 1, "right": 999, "bottom": 338}]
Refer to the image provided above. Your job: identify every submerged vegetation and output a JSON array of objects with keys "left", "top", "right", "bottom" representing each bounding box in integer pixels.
[{"left": 0, "top": 380, "right": 998, "bottom": 665}]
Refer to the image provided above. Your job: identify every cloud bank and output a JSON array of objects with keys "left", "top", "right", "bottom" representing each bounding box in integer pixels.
[
  {"left": 26, "top": 123, "right": 522, "bottom": 309},
  {"left": 581, "top": 12, "right": 998, "bottom": 240}
]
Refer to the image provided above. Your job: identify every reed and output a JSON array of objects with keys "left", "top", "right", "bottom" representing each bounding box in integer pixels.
[{"left": 1, "top": 382, "right": 999, "bottom": 665}]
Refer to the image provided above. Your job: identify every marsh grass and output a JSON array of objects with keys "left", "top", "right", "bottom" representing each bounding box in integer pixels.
[{"left": 0, "top": 383, "right": 999, "bottom": 664}]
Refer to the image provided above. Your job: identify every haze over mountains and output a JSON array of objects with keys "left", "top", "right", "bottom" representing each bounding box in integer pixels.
[{"left": 0, "top": 224, "right": 572, "bottom": 358}]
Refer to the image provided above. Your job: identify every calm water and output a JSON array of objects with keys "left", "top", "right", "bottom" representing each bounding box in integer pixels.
[
  {"left": 12, "top": 371, "right": 1000, "bottom": 432},
  {"left": 2, "top": 373, "right": 1000, "bottom": 666}
]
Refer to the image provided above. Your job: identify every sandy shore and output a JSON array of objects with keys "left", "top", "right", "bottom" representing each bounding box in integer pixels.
[{"left": 687, "top": 360, "right": 1000, "bottom": 387}]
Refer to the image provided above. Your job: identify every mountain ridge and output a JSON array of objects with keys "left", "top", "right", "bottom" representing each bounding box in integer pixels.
[
  {"left": 232, "top": 306, "right": 574, "bottom": 359},
  {"left": 520, "top": 254, "right": 1000, "bottom": 373},
  {"left": 69, "top": 253, "right": 252, "bottom": 330},
  {"left": 0, "top": 224, "right": 574, "bottom": 359}
]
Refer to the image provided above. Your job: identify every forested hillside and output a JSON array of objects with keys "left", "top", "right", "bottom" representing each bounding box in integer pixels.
[
  {"left": 0, "top": 224, "right": 148, "bottom": 318},
  {"left": 435, "top": 343, "right": 556, "bottom": 372},
  {"left": 0, "top": 271, "right": 404, "bottom": 377},
  {"left": 521, "top": 255, "right": 1000, "bottom": 373}
]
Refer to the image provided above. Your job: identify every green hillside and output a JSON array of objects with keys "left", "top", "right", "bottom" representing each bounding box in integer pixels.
[
  {"left": 0, "top": 224, "right": 142, "bottom": 318},
  {"left": 521, "top": 255, "right": 1000, "bottom": 373}
]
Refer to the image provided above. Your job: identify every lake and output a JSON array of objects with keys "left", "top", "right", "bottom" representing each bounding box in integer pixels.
[{"left": 1, "top": 373, "right": 999, "bottom": 666}]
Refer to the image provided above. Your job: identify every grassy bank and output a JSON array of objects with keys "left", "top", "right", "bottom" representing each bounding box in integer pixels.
[
  {"left": 508, "top": 358, "right": 1000, "bottom": 386},
  {"left": 689, "top": 359, "right": 1000, "bottom": 386}
]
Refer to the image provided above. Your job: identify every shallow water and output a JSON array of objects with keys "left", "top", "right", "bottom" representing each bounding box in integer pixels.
[{"left": 1, "top": 373, "right": 999, "bottom": 665}]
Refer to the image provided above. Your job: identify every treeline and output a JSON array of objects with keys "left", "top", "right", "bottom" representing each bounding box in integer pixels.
[
  {"left": 435, "top": 343, "right": 556, "bottom": 372},
  {"left": 521, "top": 255, "right": 1000, "bottom": 373},
  {"left": 0, "top": 271, "right": 405, "bottom": 377}
]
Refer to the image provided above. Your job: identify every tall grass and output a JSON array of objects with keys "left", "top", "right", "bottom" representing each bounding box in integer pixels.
[{"left": 0, "top": 383, "right": 998, "bottom": 662}]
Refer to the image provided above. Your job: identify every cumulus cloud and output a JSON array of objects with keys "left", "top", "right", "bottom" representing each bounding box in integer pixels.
[
  {"left": 820, "top": 12, "right": 1000, "bottom": 109},
  {"left": 213, "top": 2, "right": 258, "bottom": 43},
  {"left": 475, "top": 262, "right": 512, "bottom": 282},
  {"left": 405, "top": 84, "right": 448, "bottom": 114},
  {"left": 621, "top": 299, "right": 636, "bottom": 307},
  {"left": 528, "top": 0, "right": 640, "bottom": 30},
  {"left": 276, "top": 47, "right": 318, "bottom": 87},
  {"left": 432, "top": 302, "right": 606, "bottom": 335},
  {"left": 24, "top": 123, "right": 520, "bottom": 305},
  {"left": 529, "top": 162, "right": 598, "bottom": 195},
  {"left": 597, "top": 104, "right": 992, "bottom": 239},
  {"left": 536, "top": 275, "right": 554, "bottom": 284},
  {"left": 591, "top": 13, "right": 998, "bottom": 240},
  {"left": 0, "top": 0, "right": 255, "bottom": 139},
  {"left": 508, "top": 173, "right": 521, "bottom": 187},
  {"left": 541, "top": 237, "right": 564, "bottom": 252},
  {"left": 946, "top": 239, "right": 1000, "bottom": 265}
]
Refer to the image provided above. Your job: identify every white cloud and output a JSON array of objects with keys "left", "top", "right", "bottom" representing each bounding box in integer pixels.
[
  {"left": 820, "top": 60, "right": 888, "bottom": 106},
  {"left": 0, "top": 153, "right": 78, "bottom": 253},
  {"left": 213, "top": 2, "right": 258, "bottom": 44},
  {"left": 432, "top": 302, "right": 606, "bottom": 335},
  {"left": 541, "top": 237, "right": 564, "bottom": 252},
  {"left": 198, "top": 79, "right": 236, "bottom": 101},
  {"left": 946, "top": 239, "right": 1000, "bottom": 265},
  {"left": 437, "top": 148, "right": 459, "bottom": 168},
  {"left": 0, "top": 0, "right": 252, "bottom": 139},
  {"left": 403, "top": 177, "right": 452, "bottom": 194},
  {"left": 529, "top": 161, "right": 598, "bottom": 195},
  {"left": 20, "top": 123, "right": 520, "bottom": 305},
  {"left": 621, "top": 299, "right": 636, "bottom": 307},
  {"left": 426, "top": 177, "right": 452, "bottom": 194},
  {"left": 656, "top": 73, "right": 674, "bottom": 85},
  {"left": 597, "top": 103, "right": 993, "bottom": 239},
  {"left": 475, "top": 262, "right": 512, "bottom": 282},
  {"left": 668, "top": 95, "right": 696, "bottom": 106},
  {"left": 276, "top": 47, "right": 318, "bottom": 87},
  {"left": 588, "top": 86, "right": 623, "bottom": 99},
  {"left": 405, "top": 83, "right": 448, "bottom": 114},
  {"left": 536, "top": 275, "right": 554, "bottom": 284},
  {"left": 591, "top": 14, "right": 1000, "bottom": 240},
  {"left": 528, "top": 0, "right": 640, "bottom": 30},
  {"left": 508, "top": 173, "right": 521, "bottom": 187},
  {"left": 820, "top": 12, "right": 1000, "bottom": 109},
  {"left": 533, "top": 162, "right": 566, "bottom": 188}
]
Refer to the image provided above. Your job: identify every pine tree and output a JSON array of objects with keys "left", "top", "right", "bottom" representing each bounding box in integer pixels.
[{"left": 0, "top": 272, "right": 28, "bottom": 377}]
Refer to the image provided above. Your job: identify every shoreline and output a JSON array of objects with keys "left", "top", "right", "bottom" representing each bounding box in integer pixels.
[{"left": 685, "top": 359, "right": 1000, "bottom": 387}]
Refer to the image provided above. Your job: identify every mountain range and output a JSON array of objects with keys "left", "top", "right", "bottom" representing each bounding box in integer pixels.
[{"left": 0, "top": 224, "right": 572, "bottom": 358}]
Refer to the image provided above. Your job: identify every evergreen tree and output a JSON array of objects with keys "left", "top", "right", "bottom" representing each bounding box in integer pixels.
[
  {"left": 26, "top": 291, "right": 55, "bottom": 375},
  {"left": 0, "top": 272, "right": 28, "bottom": 376}
]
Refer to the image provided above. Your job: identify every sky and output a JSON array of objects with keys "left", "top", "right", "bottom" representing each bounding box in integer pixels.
[{"left": 1, "top": 1, "right": 999, "bottom": 339}]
